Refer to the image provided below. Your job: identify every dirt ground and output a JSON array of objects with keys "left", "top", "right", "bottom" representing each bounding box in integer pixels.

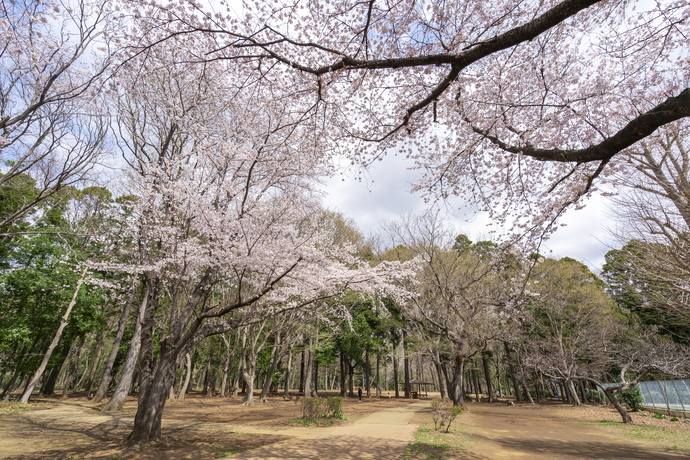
[
  {"left": 1, "top": 393, "right": 689, "bottom": 459},
  {"left": 407, "top": 399, "right": 690, "bottom": 459},
  {"left": 0, "top": 391, "right": 416, "bottom": 459}
]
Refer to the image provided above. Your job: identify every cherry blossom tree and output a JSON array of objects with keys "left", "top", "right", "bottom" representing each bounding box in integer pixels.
[
  {"left": 115, "top": 0, "right": 689, "bottom": 239},
  {"left": 103, "top": 38, "right": 408, "bottom": 445}
]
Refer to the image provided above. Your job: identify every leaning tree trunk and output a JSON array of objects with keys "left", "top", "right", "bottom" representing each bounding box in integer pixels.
[
  {"left": 101, "top": 286, "right": 149, "bottom": 412},
  {"left": 604, "top": 388, "right": 634, "bottom": 424},
  {"left": 93, "top": 279, "right": 137, "bottom": 403},
  {"left": 20, "top": 268, "right": 88, "bottom": 404}
]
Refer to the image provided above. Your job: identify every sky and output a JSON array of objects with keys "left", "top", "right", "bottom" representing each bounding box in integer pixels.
[{"left": 319, "top": 153, "right": 617, "bottom": 273}]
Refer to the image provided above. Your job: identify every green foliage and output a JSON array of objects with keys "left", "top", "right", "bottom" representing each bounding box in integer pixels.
[
  {"left": 587, "top": 389, "right": 607, "bottom": 403},
  {"left": 617, "top": 386, "right": 644, "bottom": 411},
  {"left": 670, "top": 417, "right": 679, "bottom": 421},
  {"left": 652, "top": 413, "right": 665, "bottom": 419}
]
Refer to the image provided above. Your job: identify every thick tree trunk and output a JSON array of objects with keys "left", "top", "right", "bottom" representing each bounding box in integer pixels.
[
  {"left": 125, "top": 345, "right": 177, "bottom": 446},
  {"left": 311, "top": 353, "right": 318, "bottom": 397},
  {"left": 92, "top": 280, "right": 137, "bottom": 402},
  {"left": 435, "top": 361, "right": 449, "bottom": 399},
  {"left": 567, "top": 380, "right": 581, "bottom": 406},
  {"left": 450, "top": 355, "right": 467, "bottom": 409},
  {"left": 242, "top": 360, "right": 256, "bottom": 405},
  {"left": 604, "top": 388, "right": 633, "bottom": 424},
  {"left": 102, "top": 286, "right": 149, "bottom": 412},
  {"left": 20, "top": 268, "right": 88, "bottom": 404},
  {"left": 137, "top": 278, "right": 158, "bottom": 404}
]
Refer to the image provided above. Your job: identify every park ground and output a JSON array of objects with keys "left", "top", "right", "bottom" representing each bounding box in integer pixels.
[{"left": 0, "top": 392, "right": 689, "bottom": 459}]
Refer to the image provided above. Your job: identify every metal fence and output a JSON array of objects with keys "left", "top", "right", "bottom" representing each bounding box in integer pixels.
[{"left": 638, "top": 379, "right": 690, "bottom": 413}]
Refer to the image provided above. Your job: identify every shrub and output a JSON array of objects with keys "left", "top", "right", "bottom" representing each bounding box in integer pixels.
[
  {"left": 431, "top": 397, "right": 462, "bottom": 432},
  {"left": 586, "top": 389, "right": 606, "bottom": 403},
  {"left": 670, "top": 417, "right": 679, "bottom": 421},
  {"left": 616, "top": 386, "right": 644, "bottom": 411},
  {"left": 652, "top": 413, "right": 665, "bottom": 419},
  {"left": 300, "top": 397, "right": 323, "bottom": 420},
  {"left": 325, "top": 396, "right": 344, "bottom": 418}
]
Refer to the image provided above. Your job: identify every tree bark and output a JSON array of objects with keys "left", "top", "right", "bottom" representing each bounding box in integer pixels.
[
  {"left": 482, "top": 356, "right": 494, "bottom": 402},
  {"left": 20, "top": 268, "right": 88, "bottom": 404},
  {"left": 259, "top": 335, "right": 281, "bottom": 402},
  {"left": 101, "top": 285, "right": 149, "bottom": 412},
  {"left": 61, "top": 338, "right": 86, "bottom": 399},
  {"left": 604, "top": 388, "right": 634, "bottom": 424},
  {"left": 92, "top": 281, "right": 137, "bottom": 402},
  {"left": 125, "top": 344, "right": 177, "bottom": 446},
  {"left": 450, "top": 355, "right": 467, "bottom": 409},
  {"left": 283, "top": 344, "right": 292, "bottom": 397},
  {"left": 178, "top": 353, "right": 192, "bottom": 399}
]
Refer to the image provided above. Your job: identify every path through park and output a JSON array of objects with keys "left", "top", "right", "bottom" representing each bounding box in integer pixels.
[
  {"left": 227, "top": 400, "right": 427, "bottom": 459},
  {"left": 2, "top": 397, "right": 689, "bottom": 459}
]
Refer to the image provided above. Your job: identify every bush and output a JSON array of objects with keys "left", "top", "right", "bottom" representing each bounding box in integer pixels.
[
  {"left": 616, "top": 386, "right": 644, "bottom": 411},
  {"left": 586, "top": 389, "right": 606, "bottom": 403},
  {"left": 325, "top": 396, "right": 346, "bottom": 419},
  {"left": 298, "top": 397, "right": 346, "bottom": 421},
  {"left": 299, "top": 397, "right": 323, "bottom": 420},
  {"left": 652, "top": 413, "right": 665, "bottom": 419},
  {"left": 431, "top": 398, "right": 463, "bottom": 432}
]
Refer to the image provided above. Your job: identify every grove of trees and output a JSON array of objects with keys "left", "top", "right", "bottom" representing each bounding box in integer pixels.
[{"left": 1, "top": 0, "right": 689, "bottom": 448}]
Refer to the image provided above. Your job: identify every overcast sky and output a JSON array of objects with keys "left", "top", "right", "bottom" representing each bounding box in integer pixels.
[{"left": 319, "top": 153, "right": 617, "bottom": 273}]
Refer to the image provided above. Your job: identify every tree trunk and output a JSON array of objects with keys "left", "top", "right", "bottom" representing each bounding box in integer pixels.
[
  {"left": 92, "top": 280, "right": 137, "bottom": 402},
  {"left": 178, "top": 353, "right": 192, "bottom": 399},
  {"left": 393, "top": 354, "right": 399, "bottom": 398},
  {"left": 365, "top": 349, "right": 371, "bottom": 398},
  {"left": 124, "top": 344, "right": 177, "bottom": 446},
  {"left": 482, "top": 356, "right": 494, "bottom": 402},
  {"left": 450, "top": 355, "right": 467, "bottom": 409},
  {"left": 20, "top": 268, "right": 88, "bottom": 404},
  {"left": 61, "top": 338, "right": 86, "bottom": 399},
  {"left": 84, "top": 331, "right": 106, "bottom": 397},
  {"left": 137, "top": 277, "right": 159, "bottom": 404},
  {"left": 567, "top": 380, "right": 581, "bottom": 406},
  {"left": 311, "top": 353, "right": 318, "bottom": 397},
  {"left": 404, "top": 357, "right": 411, "bottom": 399},
  {"left": 503, "top": 342, "right": 521, "bottom": 402},
  {"left": 375, "top": 353, "right": 381, "bottom": 397},
  {"left": 242, "top": 353, "right": 256, "bottom": 405},
  {"left": 604, "top": 388, "right": 633, "bottom": 424},
  {"left": 40, "top": 342, "right": 71, "bottom": 397},
  {"left": 260, "top": 335, "right": 281, "bottom": 402},
  {"left": 473, "top": 368, "right": 482, "bottom": 402},
  {"left": 339, "top": 352, "right": 346, "bottom": 397},
  {"left": 102, "top": 285, "right": 150, "bottom": 412},
  {"left": 283, "top": 345, "right": 292, "bottom": 397}
]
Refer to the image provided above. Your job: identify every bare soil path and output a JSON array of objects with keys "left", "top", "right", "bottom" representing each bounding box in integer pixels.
[
  {"left": 449, "top": 402, "right": 689, "bottom": 459},
  {"left": 228, "top": 400, "right": 428, "bottom": 460}
]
